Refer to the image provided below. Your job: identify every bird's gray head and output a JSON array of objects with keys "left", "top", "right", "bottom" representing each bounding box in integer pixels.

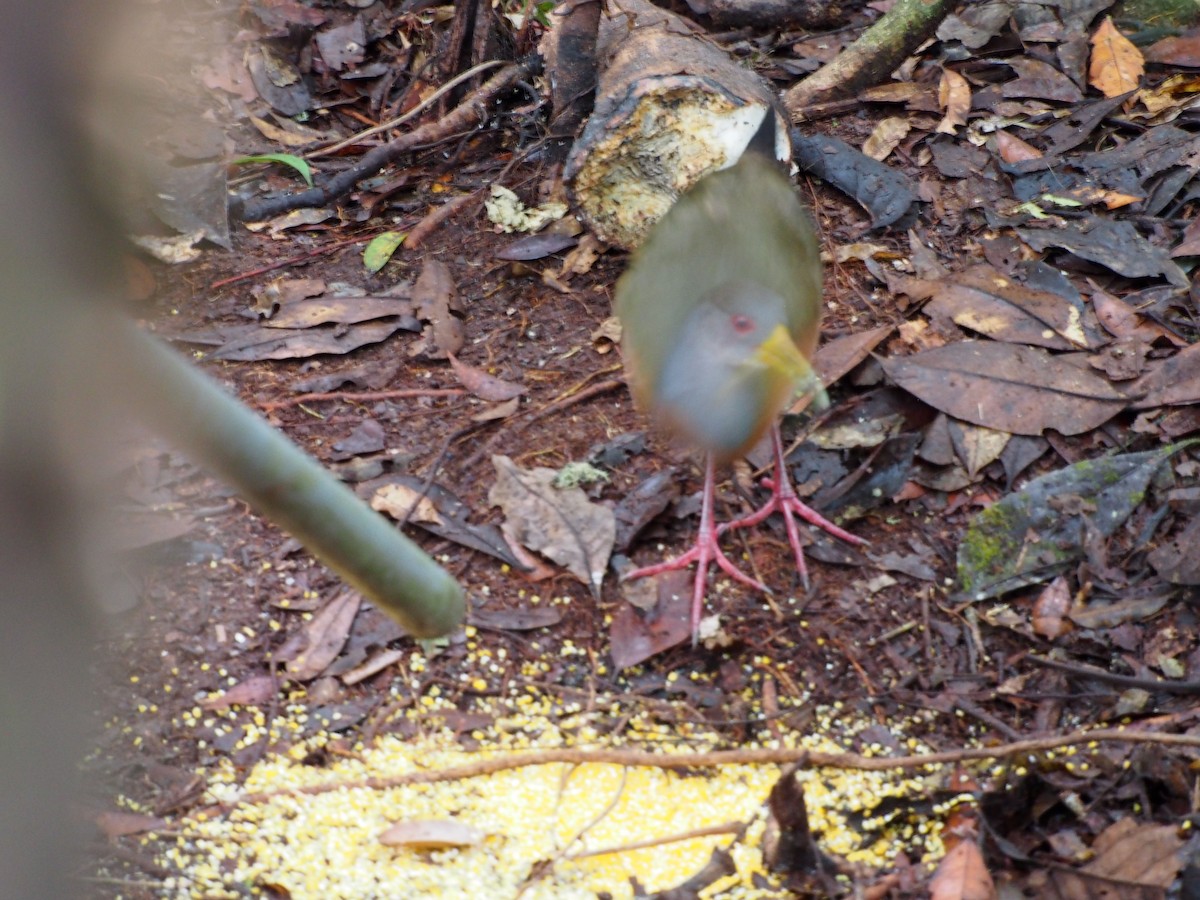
[{"left": 655, "top": 281, "right": 798, "bottom": 458}]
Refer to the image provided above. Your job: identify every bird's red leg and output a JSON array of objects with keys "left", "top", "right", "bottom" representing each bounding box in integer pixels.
[
  {"left": 623, "top": 454, "right": 769, "bottom": 640},
  {"left": 723, "top": 425, "right": 864, "bottom": 588}
]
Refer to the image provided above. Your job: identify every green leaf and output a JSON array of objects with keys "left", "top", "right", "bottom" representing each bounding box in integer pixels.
[
  {"left": 533, "top": 1, "right": 556, "bottom": 26},
  {"left": 957, "top": 439, "right": 1198, "bottom": 600},
  {"left": 363, "top": 231, "right": 406, "bottom": 273},
  {"left": 231, "top": 153, "right": 314, "bottom": 187}
]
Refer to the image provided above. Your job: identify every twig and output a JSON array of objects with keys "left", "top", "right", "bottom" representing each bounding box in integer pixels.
[
  {"left": 202, "top": 727, "right": 1200, "bottom": 814},
  {"left": 1026, "top": 654, "right": 1200, "bottom": 695},
  {"left": 397, "top": 424, "right": 488, "bottom": 529},
  {"left": 950, "top": 697, "right": 1023, "bottom": 742},
  {"left": 516, "top": 768, "right": 629, "bottom": 897},
  {"left": 237, "top": 62, "right": 529, "bottom": 222},
  {"left": 784, "top": 0, "right": 955, "bottom": 114},
  {"left": 564, "top": 821, "right": 742, "bottom": 860},
  {"left": 563, "top": 767, "right": 628, "bottom": 854},
  {"left": 456, "top": 370, "right": 624, "bottom": 473},
  {"left": 521, "top": 376, "right": 624, "bottom": 427},
  {"left": 210, "top": 232, "right": 387, "bottom": 290},
  {"left": 259, "top": 388, "right": 465, "bottom": 412},
  {"left": 405, "top": 192, "right": 479, "bottom": 250},
  {"left": 306, "top": 60, "right": 509, "bottom": 159}
]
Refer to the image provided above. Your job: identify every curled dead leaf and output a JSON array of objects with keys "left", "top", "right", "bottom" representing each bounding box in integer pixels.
[
  {"left": 446, "top": 352, "right": 524, "bottom": 402},
  {"left": 378, "top": 819, "right": 486, "bottom": 849}
]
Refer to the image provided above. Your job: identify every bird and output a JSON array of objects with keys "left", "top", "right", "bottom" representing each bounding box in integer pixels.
[{"left": 614, "top": 132, "right": 864, "bottom": 643}]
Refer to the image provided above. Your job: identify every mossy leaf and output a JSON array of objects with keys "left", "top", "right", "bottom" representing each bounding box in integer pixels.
[{"left": 957, "top": 440, "right": 1198, "bottom": 600}]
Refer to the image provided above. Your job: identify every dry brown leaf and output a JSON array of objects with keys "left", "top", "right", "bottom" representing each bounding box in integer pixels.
[
  {"left": 247, "top": 113, "right": 327, "bottom": 147},
  {"left": 610, "top": 570, "right": 693, "bottom": 667},
  {"left": 213, "top": 318, "right": 414, "bottom": 361},
  {"left": 879, "top": 341, "right": 1126, "bottom": 436},
  {"left": 995, "top": 130, "right": 1041, "bottom": 164},
  {"left": 541, "top": 268, "right": 572, "bottom": 293},
  {"left": 468, "top": 606, "right": 564, "bottom": 631},
  {"left": 861, "top": 116, "right": 911, "bottom": 161},
  {"left": 252, "top": 277, "right": 326, "bottom": 316},
  {"left": 560, "top": 232, "right": 602, "bottom": 277},
  {"left": 834, "top": 242, "right": 894, "bottom": 265},
  {"left": 1068, "top": 592, "right": 1171, "bottom": 630},
  {"left": 263, "top": 296, "right": 416, "bottom": 329},
  {"left": 1003, "top": 57, "right": 1083, "bottom": 103},
  {"left": 1031, "top": 575, "right": 1072, "bottom": 639},
  {"left": 929, "top": 836, "right": 996, "bottom": 900},
  {"left": 1091, "top": 287, "right": 1184, "bottom": 345},
  {"left": 262, "top": 207, "right": 335, "bottom": 234},
  {"left": 277, "top": 590, "right": 362, "bottom": 680},
  {"left": 409, "top": 260, "right": 464, "bottom": 358},
  {"left": 948, "top": 419, "right": 1010, "bottom": 477},
  {"left": 1148, "top": 515, "right": 1200, "bottom": 584},
  {"left": 488, "top": 455, "right": 615, "bottom": 594},
  {"left": 937, "top": 67, "right": 971, "bottom": 134},
  {"left": 446, "top": 352, "right": 524, "bottom": 401},
  {"left": 859, "top": 81, "right": 929, "bottom": 104},
  {"left": 200, "top": 674, "right": 279, "bottom": 710},
  {"left": 1101, "top": 190, "right": 1142, "bottom": 210},
  {"left": 471, "top": 396, "right": 521, "bottom": 422},
  {"left": 96, "top": 811, "right": 169, "bottom": 839},
  {"left": 366, "top": 475, "right": 521, "bottom": 567},
  {"left": 341, "top": 648, "right": 405, "bottom": 686},
  {"left": 1046, "top": 818, "right": 1186, "bottom": 895},
  {"left": 501, "top": 532, "right": 559, "bottom": 582},
  {"left": 1146, "top": 34, "right": 1200, "bottom": 67},
  {"left": 1132, "top": 342, "right": 1200, "bottom": 408},
  {"left": 591, "top": 316, "right": 622, "bottom": 349},
  {"left": 378, "top": 819, "right": 486, "bottom": 849},
  {"left": 371, "top": 483, "right": 444, "bottom": 525},
  {"left": 812, "top": 325, "right": 893, "bottom": 391},
  {"left": 1090, "top": 17, "right": 1144, "bottom": 99},
  {"left": 925, "top": 266, "right": 1091, "bottom": 350}
]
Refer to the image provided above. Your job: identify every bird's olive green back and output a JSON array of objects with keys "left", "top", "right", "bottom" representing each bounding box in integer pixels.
[{"left": 614, "top": 153, "right": 823, "bottom": 411}]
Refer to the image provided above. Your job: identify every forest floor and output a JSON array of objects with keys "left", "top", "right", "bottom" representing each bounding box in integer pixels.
[{"left": 80, "top": 1, "right": 1200, "bottom": 898}]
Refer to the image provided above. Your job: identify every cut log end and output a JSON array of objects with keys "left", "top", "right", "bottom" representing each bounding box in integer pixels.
[{"left": 569, "top": 86, "right": 785, "bottom": 249}]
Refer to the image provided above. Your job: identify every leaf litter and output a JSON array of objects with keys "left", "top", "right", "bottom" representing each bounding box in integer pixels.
[{"left": 87, "top": 2, "right": 1200, "bottom": 898}]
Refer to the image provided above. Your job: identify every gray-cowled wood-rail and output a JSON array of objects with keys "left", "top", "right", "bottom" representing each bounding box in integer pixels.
[{"left": 615, "top": 148, "right": 864, "bottom": 643}]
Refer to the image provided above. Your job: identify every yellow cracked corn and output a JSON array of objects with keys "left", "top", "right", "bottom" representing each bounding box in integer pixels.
[{"left": 125, "top": 692, "right": 956, "bottom": 899}]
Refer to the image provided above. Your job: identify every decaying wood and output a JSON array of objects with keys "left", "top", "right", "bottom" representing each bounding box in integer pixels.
[
  {"left": 563, "top": 0, "right": 788, "bottom": 249},
  {"left": 784, "top": 0, "right": 956, "bottom": 116},
  {"left": 434, "top": 0, "right": 514, "bottom": 114},
  {"left": 540, "top": 0, "right": 602, "bottom": 162},
  {"left": 705, "top": 0, "right": 844, "bottom": 31}
]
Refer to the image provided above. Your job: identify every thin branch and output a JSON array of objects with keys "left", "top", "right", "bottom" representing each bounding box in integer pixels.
[
  {"left": 202, "top": 726, "right": 1200, "bottom": 814},
  {"left": 259, "top": 388, "right": 465, "bottom": 412},
  {"left": 209, "top": 231, "right": 387, "bottom": 290},
  {"left": 564, "top": 821, "right": 743, "bottom": 861},
  {"left": 236, "top": 62, "right": 530, "bottom": 222},
  {"left": 306, "top": 60, "right": 510, "bottom": 159},
  {"left": 1027, "top": 654, "right": 1200, "bottom": 695}
]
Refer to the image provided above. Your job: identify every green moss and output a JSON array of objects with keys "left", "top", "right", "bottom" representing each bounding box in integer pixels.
[{"left": 957, "top": 502, "right": 1022, "bottom": 592}]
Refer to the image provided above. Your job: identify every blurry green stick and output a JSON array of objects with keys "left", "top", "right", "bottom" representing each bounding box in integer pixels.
[{"left": 108, "top": 319, "right": 464, "bottom": 638}]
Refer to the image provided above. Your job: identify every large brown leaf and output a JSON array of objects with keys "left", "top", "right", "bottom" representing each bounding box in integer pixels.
[
  {"left": 488, "top": 455, "right": 615, "bottom": 595},
  {"left": 1132, "top": 341, "right": 1200, "bottom": 408},
  {"left": 925, "top": 265, "right": 1092, "bottom": 350},
  {"left": 879, "top": 341, "right": 1126, "bottom": 436}
]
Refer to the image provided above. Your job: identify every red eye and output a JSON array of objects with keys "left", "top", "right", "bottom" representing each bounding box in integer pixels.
[{"left": 730, "top": 314, "right": 754, "bottom": 334}]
